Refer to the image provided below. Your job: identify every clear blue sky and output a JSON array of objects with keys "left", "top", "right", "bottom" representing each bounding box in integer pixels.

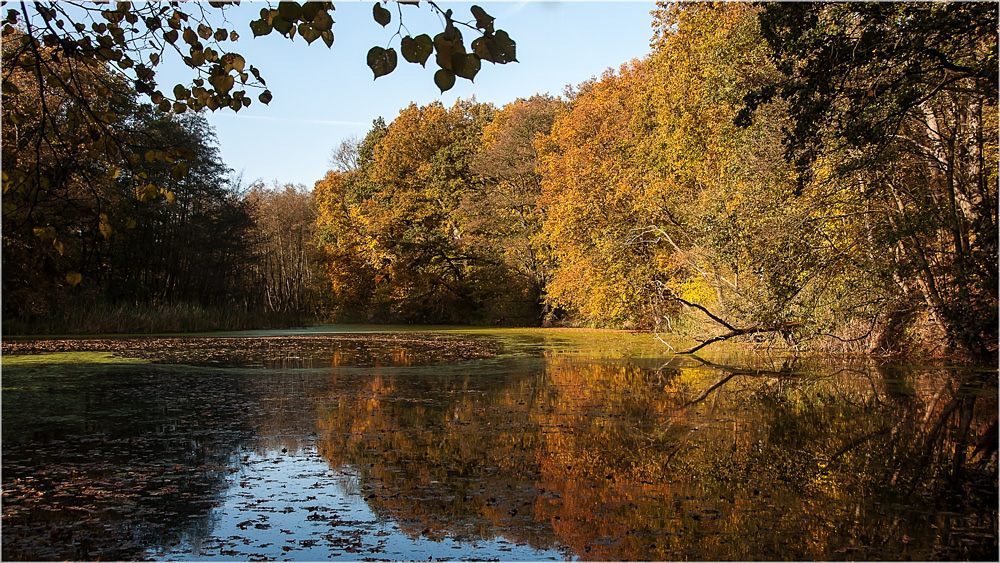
[{"left": 164, "top": 1, "right": 659, "bottom": 189}]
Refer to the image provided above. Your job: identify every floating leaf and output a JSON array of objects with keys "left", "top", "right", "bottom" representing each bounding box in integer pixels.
[{"left": 65, "top": 271, "right": 82, "bottom": 286}]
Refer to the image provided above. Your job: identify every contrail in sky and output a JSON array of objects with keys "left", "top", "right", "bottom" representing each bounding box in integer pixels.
[{"left": 211, "top": 113, "right": 367, "bottom": 127}]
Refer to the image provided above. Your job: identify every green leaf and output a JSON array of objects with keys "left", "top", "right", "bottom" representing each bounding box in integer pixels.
[
  {"left": 493, "top": 30, "right": 517, "bottom": 63},
  {"left": 249, "top": 18, "right": 271, "bottom": 37},
  {"left": 401, "top": 34, "right": 432, "bottom": 66},
  {"left": 470, "top": 5, "right": 494, "bottom": 33},
  {"left": 272, "top": 16, "right": 293, "bottom": 36},
  {"left": 367, "top": 46, "right": 397, "bottom": 79},
  {"left": 452, "top": 53, "right": 480, "bottom": 81},
  {"left": 170, "top": 162, "right": 189, "bottom": 181},
  {"left": 372, "top": 3, "right": 391, "bottom": 27},
  {"left": 434, "top": 31, "right": 464, "bottom": 70},
  {"left": 299, "top": 23, "right": 321, "bottom": 44},
  {"left": 278, "top": 2, "right": 302, "bottom": 22},
  {"left": 434, "top": 68, "right": 456, "bottom": 92}
]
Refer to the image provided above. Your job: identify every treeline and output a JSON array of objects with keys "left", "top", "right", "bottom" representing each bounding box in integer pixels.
[
  {"left": 311, "top": 2, "right": 996, "bottom": 361},
  {"left": 1, "top": 35, "right": 322, "bottom": 332},
  {"left": 3, "top": 3, "right": 996, "bottom": 361}
]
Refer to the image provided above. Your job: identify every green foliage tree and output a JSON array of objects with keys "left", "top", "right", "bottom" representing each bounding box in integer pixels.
[{"left": 314, "top": 101, "right": 497, "bottom": 322}]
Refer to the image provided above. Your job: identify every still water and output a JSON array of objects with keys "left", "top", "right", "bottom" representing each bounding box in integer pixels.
[{"left": 2, "top": 328, "right": 997, "bottom": 561}]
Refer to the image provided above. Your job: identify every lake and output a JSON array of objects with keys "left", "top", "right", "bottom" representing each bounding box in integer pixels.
[{"left": 2, "top": 327, "right": 997, "bottom": 561}]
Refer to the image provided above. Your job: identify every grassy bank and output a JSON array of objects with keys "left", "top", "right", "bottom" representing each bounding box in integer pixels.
[{"left": 2, "top": 302, "right": 318, "bottom": 336}]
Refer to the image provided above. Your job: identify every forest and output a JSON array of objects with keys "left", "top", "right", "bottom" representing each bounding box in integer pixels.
[{"left": 3, "top": 2, "right": 997, "bottom": 363}]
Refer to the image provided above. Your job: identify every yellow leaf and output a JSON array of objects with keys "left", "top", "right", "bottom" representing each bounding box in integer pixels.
[
  {"left": 136, "top": 183, "right": 158, "bottom": 202},
  {"left": 33, "top": 226, "right": 56, "bottom": 240},
  {"left": 53, "top": 239, "right": 65, "bottom": 255},
  {"left": 66, "top": 271, "right": 82, "bottom": 286}
]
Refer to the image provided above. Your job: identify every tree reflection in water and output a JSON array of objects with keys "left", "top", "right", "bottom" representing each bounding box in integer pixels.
[
  {"left": 315, "top": 353, "right": 997, "bottom": 560},
  {"left": 2, "top": 336, "right": 996, "bottom": 561}
]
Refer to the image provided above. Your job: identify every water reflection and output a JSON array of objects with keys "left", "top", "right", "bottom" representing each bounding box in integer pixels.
[
  {"left": 311, "top": 354, "right": 998, "bottom": 560},
  {"left": 2, "top": 336, "right": 997, "bottom": 561}
]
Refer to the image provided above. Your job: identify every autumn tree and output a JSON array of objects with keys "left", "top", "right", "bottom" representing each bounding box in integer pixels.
[
  {"left": 739, "top": 1, "right": 999, "bottom": 361},
  {"left": 537, "top": 2, "right": 898, "bottom": 352},
  {"left": 2, "top": 1, "right": 516, "bottom": 285},
  {"left": 536, "top": 59, "right": 665, "bottom": 329},
  {"left": 461, "top": 95, "right": 563, "bottom": 323}
]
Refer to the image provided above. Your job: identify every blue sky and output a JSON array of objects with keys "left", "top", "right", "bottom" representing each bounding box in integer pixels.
[{"left": 165, "top": 1, "right": 659, "bottom": 188}]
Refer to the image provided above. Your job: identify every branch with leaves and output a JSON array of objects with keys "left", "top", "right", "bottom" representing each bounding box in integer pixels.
[{"left": 365, "top": 2, "right": 516, "bottom": 92}]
